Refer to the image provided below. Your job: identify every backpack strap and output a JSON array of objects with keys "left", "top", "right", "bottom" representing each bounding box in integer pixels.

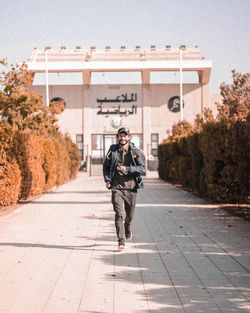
[
  {"left": 130, "top": 143, "right": 145, "bottom": 165},
  {"left": 129, "top": 143, "right": 145, "bottom": 188},
  {"left": 106, "top": 144, "right": 119, "bottom": 160}
]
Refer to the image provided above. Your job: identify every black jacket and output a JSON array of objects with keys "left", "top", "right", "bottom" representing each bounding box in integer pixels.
[{"left": 103, "top": 142, "right": 146, "bottom": 189}]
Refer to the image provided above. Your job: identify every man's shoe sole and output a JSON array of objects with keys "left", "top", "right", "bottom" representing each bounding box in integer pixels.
[
  {"left": 118, "top": 240, "right": 126, "bottom": 250},
  {"left": 118, "top": 245, "right": 126, "bottom": 250}
]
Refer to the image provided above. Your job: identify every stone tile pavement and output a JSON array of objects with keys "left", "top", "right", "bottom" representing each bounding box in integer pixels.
[{"left": 0, "top": 172, "right": 249, "bottom": 313}]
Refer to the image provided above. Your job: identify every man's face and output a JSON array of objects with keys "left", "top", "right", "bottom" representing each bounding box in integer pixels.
[{"left": 117, "top": 132, "right": 130, "bottom": 146}]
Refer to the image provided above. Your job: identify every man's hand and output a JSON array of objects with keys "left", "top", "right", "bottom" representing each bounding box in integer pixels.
[
  {"left": 118, "top": 166, "right": 127, "bottom": 174},
  {"left": 106, "top": 182, "right": 111, "bottom": 189}
]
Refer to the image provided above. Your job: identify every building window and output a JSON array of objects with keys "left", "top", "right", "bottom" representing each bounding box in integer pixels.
[
  {"left": 76, "top": 134, "right": 83, "bottom": 143},
  {"left": 151, "top": 133, "right": 158, "bottom": 157},
  {"left": 91, "top": 134, "right": 104, "bottom": 158},
  {"left": 76, "top": 134, "right": 83, "bottom": 160},
  {"left": 130, "top": 134, "right": 143, "bottom": 150}
]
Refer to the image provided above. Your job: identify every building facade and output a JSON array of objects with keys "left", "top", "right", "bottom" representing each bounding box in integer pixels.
[{"left": 27, "top": 46, "right": 219, "bottom": 171}]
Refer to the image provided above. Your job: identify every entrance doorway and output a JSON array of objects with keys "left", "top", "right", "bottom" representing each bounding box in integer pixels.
[
  {"left": 90, "top": 134, "right": 116, "bottom": 176},
  {"left": 91, "top": 134, "right": 116, "bottom": 159},
  {"left": 90, "top": 134, "right": 143, "bottom": 176},
  {"left": 104, "top": 135, "right": 117, "bottom": 157},
  {"left": 91, "top": 134, "right": 142, "bottom": 159}
]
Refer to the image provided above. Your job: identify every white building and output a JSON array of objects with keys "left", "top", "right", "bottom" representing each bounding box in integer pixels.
[{"left": 28, "top": 46, "right": 220, "bottom": 173}]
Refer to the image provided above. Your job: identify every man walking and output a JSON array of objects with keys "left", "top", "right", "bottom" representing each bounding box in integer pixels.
[{"left": 103, "top": 127, "right": 146, "bottom": 250}]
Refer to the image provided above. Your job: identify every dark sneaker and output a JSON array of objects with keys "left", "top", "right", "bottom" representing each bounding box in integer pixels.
[
  {"left": 118, "top": 240, "right": 125, "bottom": 250},
  {"left": 125, "top": 224, "right": 132, "bottom": 240}
]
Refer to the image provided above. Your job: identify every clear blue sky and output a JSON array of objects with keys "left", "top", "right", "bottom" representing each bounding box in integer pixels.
[{"left": 0, "top": 0, "right": 249, "bottom": 93}]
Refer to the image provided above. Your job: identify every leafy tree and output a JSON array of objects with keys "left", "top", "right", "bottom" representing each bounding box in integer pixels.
[
  {"left": 216, "top": 70, "right": 250, "bottom": 122},
  {"left": 193, "top": 108, "right": 215, "bottom": 133},
  {"left": 0, "top": 59, "right": 64, "bottom": 135},
  {"left": 165, "top": 120, "right": 192, "bottom": 142}
]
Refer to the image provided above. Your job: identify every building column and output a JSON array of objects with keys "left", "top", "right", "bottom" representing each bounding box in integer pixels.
[
  {"left": 198, "top": 69, "right": 211, "bottom": 118},
  {"left": 141, "top": 70, "right": 151, "bottom": 161},
  {"left": 82, "top": 71, "right": 91, "bottom": 169}
]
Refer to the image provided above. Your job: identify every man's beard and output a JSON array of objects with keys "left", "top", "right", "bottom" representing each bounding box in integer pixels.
[{"left": 119, "top": 139, "right": 129, "bottom": 146}]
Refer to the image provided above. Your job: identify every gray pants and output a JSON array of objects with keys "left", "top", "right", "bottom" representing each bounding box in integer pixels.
[{"left": 111, "top": 189, "right": 137, "bottom": 242}]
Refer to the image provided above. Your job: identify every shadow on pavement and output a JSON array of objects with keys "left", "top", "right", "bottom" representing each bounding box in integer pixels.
[
  {"left": 0, "top": 241, "right": 117, "bottom": 253},
  {"left": 28, "top": 201, "right": 111, "bottom": 205},
  {"left": 92, "top": 178, "right": 250, "bottom": 313},
  {"left": 46, "top": 191, "right": 109, "bottom": 195}
]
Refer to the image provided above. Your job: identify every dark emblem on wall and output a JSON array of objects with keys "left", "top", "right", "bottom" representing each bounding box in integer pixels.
[
  {"left": 167, "top": 96, "right": 184, "bottom": 113},
  {"left": 50, "top": 97, "right": 66, "bottom": 108}
]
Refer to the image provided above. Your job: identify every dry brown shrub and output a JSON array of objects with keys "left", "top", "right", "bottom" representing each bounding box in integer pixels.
[
  {"left": 14, "top": 131, "right": 46, "bottom": 199},
  {"left": 42, "top": 138, "right": 58, "bottom": 190},
  {"left": 0, "top": 123, "right": 21, "bottom": 207},
  {"left": 65, "top": 135, "right": 80, "bottom": 179}
]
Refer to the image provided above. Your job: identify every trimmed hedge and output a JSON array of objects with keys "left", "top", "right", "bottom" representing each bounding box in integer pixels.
[
  {"left": 42, "top": 135, "right": 80, "bottom": 190},
  {"left": 0, "top": 123, "right": 21, "bottom": 207},
  {"left": 14, "top": 131, "right": 46, "bottom": 199},
  {"left": 158, "top": 119, "right": 249, "bottom": 203},
  {"left": 0, "top": 126, "right": 80, "bottom": 208},
  {"left": 200, "top": 120, "right": 249, "bottom": 203},
  {"left": 65, "top": 135, "right": 81, "bottom": 179},
  {"left": 42, "top": 138, "right": 58, "bottom": 190}
]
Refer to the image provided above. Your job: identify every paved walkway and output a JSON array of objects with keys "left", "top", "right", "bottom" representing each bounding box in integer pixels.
[{"left": 0, "top": 172, "right": 249, "bottom": 313}]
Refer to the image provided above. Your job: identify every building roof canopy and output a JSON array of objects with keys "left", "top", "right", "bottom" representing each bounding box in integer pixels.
[{"left": 27, "top": 47, "right": 212, "bottom": 84}]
